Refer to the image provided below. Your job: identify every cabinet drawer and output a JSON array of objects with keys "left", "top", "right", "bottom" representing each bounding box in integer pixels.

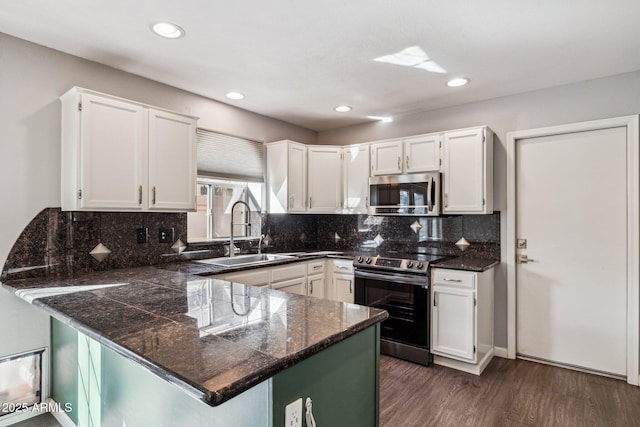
[
  {"left": 271, "top": 263, "right": 306, "bottom": 282},
  {"left": 332, "top": 259, "right": 354, "bottom": 274},
  {"left": 432, "top": 269, "right": 476, "bottom": 289},
  {"left": 307, "top": 260, "right": 325, "bottom": 274}
]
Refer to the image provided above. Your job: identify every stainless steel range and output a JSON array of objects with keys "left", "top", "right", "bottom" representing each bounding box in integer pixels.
[{"left": 353, "top": 254, "right": 447, "bottom": 366}]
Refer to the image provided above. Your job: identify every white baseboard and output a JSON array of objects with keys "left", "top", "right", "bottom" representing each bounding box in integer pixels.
[
  {"left": 493, "top": 346, "right": 509, "bottom": 358},
  {"left": 48, "top": 399, "right": 76, "bottom": 427}
]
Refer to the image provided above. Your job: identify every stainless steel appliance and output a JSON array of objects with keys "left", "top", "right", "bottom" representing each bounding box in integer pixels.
[
  {"left": 368, "top": 172, "right": 441, "bottom": 216},
  {"left": 354, "top": 254, "right": 447, "bottom": 366}
]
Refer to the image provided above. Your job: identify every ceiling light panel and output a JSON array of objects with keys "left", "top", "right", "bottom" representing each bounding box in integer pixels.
[
  {"left": 334, "top": 105, "right": 352, "bottom": 112},
  {"left": 447, "top": 78, "right": 470, "bottom": 87},
  {"left": 226, "top": 92, "right": 245, "bottom": 100},
  {"left": 374, "top": 46, "right": 447, "bottom": 74}
]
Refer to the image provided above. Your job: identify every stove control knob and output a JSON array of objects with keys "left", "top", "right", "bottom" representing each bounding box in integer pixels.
[
  {"left": 407, "top": 261, "right": 414, "bottom": 268},
  {"left": 365, "top": 258, "right": 372, "bottom": 264},
  {"left": 357, "top": 256, "right": 363, "bottom": 263},
  {"left": 417, "top": 262, "right": 424, "bottom": 269}
]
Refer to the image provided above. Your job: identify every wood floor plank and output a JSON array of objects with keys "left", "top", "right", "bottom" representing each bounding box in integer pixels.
[{"left": 379, "top": 355, "right": 640, "bottom": 427}]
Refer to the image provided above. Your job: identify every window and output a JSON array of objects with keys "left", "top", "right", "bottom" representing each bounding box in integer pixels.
[
  {"left": 187, "top": 178, "right": 263, "bottom": 242},
  {"left": 188, "top": 129, "right": 265, "bottom": 243}
]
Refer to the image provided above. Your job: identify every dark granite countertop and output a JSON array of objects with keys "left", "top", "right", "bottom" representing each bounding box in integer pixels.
[
  {"left": 2, "top": 266, "right": 387, "bottom": 406},
  {"left": 432, "top": 257, "right": 499, "bottom": 272}
]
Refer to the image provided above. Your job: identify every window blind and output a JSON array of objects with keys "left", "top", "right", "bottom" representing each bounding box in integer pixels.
[{"left": 196, "top": 128, "right": 265, "bottom": 182}]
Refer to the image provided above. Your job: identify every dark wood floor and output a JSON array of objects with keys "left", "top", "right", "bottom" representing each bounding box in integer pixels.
[{"left": 379, "top": 355, "right": 640, "bottom": 427}]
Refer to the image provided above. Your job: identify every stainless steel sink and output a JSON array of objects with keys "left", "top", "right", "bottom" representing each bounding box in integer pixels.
[{"left": 195, "top": 253, "right": 294, "bottom": 267}]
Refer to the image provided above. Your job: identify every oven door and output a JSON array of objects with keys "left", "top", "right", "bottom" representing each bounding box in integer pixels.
[{"left": 354, "top": 270, "right": 429, "bottom": 348}]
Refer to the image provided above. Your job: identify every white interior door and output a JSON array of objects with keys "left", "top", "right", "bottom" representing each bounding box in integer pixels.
[{"left": 515, "top": 126, "right": 628, "bottom": 376}]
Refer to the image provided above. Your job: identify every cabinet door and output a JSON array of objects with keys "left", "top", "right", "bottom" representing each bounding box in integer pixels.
[
  {"left": 148, "top": 109, "right": 197, "bottom": 211},
  {"left": 79, "top": 93, "right": 147, "bottom": 209},
  {"left": 287, "top": 143, "right": 307, "bottom": 212},
  {"left": 442, "top": 128, "right": 486, "bottom": 213},
  {"left": 225, "top": 268, "right": 271, "bottom": 288},
  {"left": 404, "top": 134, "right": 441, "bottom": 173},
  {"left": 272, "top": 277, "right": 307, "bottom": 296},
  {"left": 432, "top": 286, "right": 476, "bottom": 362},
  {"left": 343, "top": 144, "right": 370, "bottom": 212},
  {"left": 308, "top": 147, "right": 341, "bottom": 212},
  {"left": 334, "top": 273, "right": 354, "bottom": 304},
  {"left": 371, "top": 140, "right": 402, "bottom": 175},
  {"left": 307, "top": 274, "right": 325, "bottom": 298}
]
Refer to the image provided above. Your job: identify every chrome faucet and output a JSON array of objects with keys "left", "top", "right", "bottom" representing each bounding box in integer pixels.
[{"left": 230, "top": 200, "right": 251, "bottom": 258}]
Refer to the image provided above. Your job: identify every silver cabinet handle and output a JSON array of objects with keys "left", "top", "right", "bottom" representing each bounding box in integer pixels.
[
  {"left": 310, "top": 281, "right": 313, "bottom": 294},
  {"left": 290, "top": 195, "right": 294, "bottom": 209},
  {"left": 397, "top": 156, "right": 401, "bottom": 170},
  {"left": 138, "top": 185, "right": 142, "bottom": 205},
  {"left": 349, "top": 280, "right": 353, "bottom": 294},
  {"left": 309, "top": 197, "right": 312, "bottom": 209},
  {"left": 444, "top": 193, "right": 448, "bottom": 208},
  {"left": 365, "top": 196, "right": 369, "bottom": 208},
  {"left": 313, "top": 265, "right": 322, "bottom": 270},
  {"left": 337, "top": 265, "right": 350, "bottom": 271},
  {"left": 443, "top": 278, "right": 462, "bottom": 282},
  {"left": 406, "top": 155, "right": 410, "bottom": 170},
  {"left": 152, "top": 186, "right": 156, "bottom": 205}
]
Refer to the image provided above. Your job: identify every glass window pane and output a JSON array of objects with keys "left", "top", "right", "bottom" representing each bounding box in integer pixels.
[{"left": 0, "top": 350, "right": 43, "bottom": 417}]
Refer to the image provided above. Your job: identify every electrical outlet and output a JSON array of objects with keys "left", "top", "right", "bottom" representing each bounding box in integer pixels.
[
  {"left": 136, "top": 227, "right": 148, "bottom": 244},
  {"left": 159, "top": 228, "right": 174, "bottom": 243},
  {"left": 285, "top": 398, "right": 302, "bottom": 427}
]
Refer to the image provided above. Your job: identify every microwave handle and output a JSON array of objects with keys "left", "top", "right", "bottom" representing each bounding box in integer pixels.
[{"left": 427, "top": 176, "right": 433, "bottom": 212}]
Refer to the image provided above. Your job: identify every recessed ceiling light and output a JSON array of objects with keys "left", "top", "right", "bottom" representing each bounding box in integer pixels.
[
  {"left": 334, "top": 105, "right": 352, "bottom": 113},
  {"left": 151, "top": 22, "right": 185, "bottom": 39},
  {"left": 225, "top": 92, "right": 245, "bottom": 100},
  {"left": 447, "top": 78, "right": 470, "bottom": 88},
  {"left": 374, "top": 46, "right": 447, "bottom": 74}
]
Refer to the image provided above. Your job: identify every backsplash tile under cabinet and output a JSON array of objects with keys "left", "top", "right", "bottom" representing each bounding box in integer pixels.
[{"left": 2, "top": 208, "right": 187, "bottom": 281}]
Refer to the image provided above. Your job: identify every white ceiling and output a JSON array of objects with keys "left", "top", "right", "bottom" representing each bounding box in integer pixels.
[{"left": 1, "top": 0, "right": 640, "bottom": 131}]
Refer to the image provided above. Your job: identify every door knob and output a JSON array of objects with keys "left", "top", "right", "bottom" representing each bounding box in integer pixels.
[{"left": 516, "top": 254, "right": 536, "bottom": 264}]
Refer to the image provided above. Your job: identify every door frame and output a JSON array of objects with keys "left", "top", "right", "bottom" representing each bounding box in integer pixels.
[{"left": 506, "top": 115, "right": 639, "bottom": 385}]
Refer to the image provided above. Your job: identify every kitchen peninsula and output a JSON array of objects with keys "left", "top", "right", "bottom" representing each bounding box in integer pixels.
[{"left": 2, "top": 265, "right": 387, "bottom": 426}]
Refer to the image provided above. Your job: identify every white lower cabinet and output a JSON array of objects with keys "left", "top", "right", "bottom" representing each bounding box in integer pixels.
[
  {"left": 431, "top": 268, "right": 494, "bottom": 375},
  {"left": 331, "top": 259, "right": 354, "bottom": 304},
  {"left": 307, "top": 260, "right": 326, "bottom": 298},
  {"left": 271, "top": 277, "right": 307, "bottom": 296},
  {"left": 224, "top": 269, "right": 271, "bottom": 288}
]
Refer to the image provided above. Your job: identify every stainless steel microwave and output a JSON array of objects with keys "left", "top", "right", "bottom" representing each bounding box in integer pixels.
[{"left": 368, "top": 172, "right": 441, "bottom": 216}]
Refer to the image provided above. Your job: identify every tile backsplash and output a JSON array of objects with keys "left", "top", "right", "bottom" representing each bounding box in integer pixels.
[{"left": 2, "top": 208, "right": 500, "bottom": 281}]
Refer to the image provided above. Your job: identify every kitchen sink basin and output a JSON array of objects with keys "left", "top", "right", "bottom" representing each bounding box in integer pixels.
[{"left": 195, "top": 253, "right": 294, "bottom": 267}]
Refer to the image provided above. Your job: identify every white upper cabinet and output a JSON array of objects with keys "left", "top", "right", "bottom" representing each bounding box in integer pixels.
[
  {"left": 371, "top": 134, "right": 441, "bottom": 176},
  {"left": 148, "top": 108, "right": 197, "bottom": 211},
  {"left": 343, "top": 144, "right": 370, "bottom": 213},
  {"left": 370, "top": 140, "right": 403, "bottom": 175},
  {"left": 60, "top": 87, "right": 198, "bottom": 212},
  {"left": 404, "top": 134, "right": 441, "bottom": 173},
  {"left": 442, "top": 126, "right": 493, "bottom": 214},
  {"left": 307, "top": 146, "right": 341, "bottom": 212},
  {"left": 266, "top": 140, "right": 307, "bottom": 213}
]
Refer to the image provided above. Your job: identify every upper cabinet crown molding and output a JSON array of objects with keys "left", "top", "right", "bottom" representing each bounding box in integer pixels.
[{"left": 60, "top": 87, "right": 198, "bottom": 212}]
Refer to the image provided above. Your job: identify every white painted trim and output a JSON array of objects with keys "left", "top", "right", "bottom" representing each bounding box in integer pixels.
[
  {"left": 433, "top": 349, "right": 494, "bottom": 376},
  {"left": 506, "top": 115, "right": 640, "bottom": 384},
  {"left": 493, "top": 346, "right": 509, "bottom": 358}
]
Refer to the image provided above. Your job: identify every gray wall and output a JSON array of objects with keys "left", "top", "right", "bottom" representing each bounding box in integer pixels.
[
  {"left": 0, "top": 33, "right": 316, "bottom": 360},
  {"left": 318, "top": 70, "right": 640, "bottom": 347}
]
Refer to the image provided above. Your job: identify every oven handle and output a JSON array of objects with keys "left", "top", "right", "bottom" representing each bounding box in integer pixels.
[{"left": 354, "top": 270, "right": 429, "bottom": 288}]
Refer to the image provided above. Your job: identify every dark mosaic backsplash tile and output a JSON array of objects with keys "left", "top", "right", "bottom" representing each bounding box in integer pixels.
[
  {"left": 265, "top": 212, "right": 501, "bottom": 260},
  {"left": 3, "top": 208, "right": 500, "bottom": 281},
  {"left": 2, "top": 208, "right": 188, "bottom": 280}
]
